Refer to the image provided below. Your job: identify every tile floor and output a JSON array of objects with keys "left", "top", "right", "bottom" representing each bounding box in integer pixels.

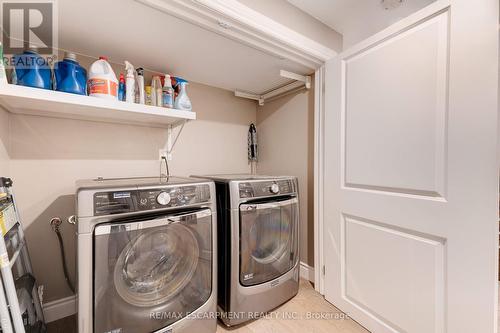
[
  {"left": 216, "top": 279, "right": 369, "bottom": 333},
  {"left": 47, "top": 279, "right": 369, "bottom": 333}
]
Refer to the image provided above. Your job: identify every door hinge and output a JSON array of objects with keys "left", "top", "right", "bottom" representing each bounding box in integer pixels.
[{"left": 322, "top": 265, "right": 326, "bottom": 276}]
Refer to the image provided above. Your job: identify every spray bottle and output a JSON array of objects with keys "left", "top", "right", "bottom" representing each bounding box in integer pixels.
[
  {"left": 136, "top": 67, "right": 145, "bottom": 104},
  {"left": 124, "top": 61, "right": 135, "bottom": 103},
  {"left": 0, "top": 42, "right": 7, "bottom": 85},
  {"left": 174, "top": 80, "right": 192, "bottom": 111}
]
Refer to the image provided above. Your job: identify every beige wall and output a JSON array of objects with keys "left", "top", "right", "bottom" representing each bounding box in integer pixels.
[
  {"left": 237, "top": 0, "right": 343, "bottom": 52},
  {"left": 2, "top": 51, "right": 314, "bottom": 304},
  {"left": 7, "top": 81, "right": 256, "bottom": 302},
  {"left": 256, "top": 87, "right": 314, "bottom": 267}
]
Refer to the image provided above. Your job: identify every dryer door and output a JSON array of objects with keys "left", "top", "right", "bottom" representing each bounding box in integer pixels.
[
  {"left": 239, "top": 197, "right": 299, "bottom": 286},
  {"left": 93, "top": 208, "right": 213, "bottom": 333}
]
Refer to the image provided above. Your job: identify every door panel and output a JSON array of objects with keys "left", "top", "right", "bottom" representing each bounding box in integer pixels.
[
  {"left": 323, "top": 1, "right": 498, "bottom": 333},
  {"left": 344, "top": 12, "right": 448, "bottom": 197},
  {"left": 343, "top": 215, "right": 445, "bottom": 333}
]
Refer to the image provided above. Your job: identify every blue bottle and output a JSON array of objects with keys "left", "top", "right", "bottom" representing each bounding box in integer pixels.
[
  {"left": 118, "top": 73, "right": 125, "bottom": 101},
  {"left": 13, "top": 49, "right": 52, "bottom": 89},
  {"left": 54, "top": 52, "right": 87, "bottom": 95}
]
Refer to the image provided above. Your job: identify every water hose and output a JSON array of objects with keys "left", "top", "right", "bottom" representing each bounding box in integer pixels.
[{"left": 50, "top": 218, "right": 75, "bottom": 294}]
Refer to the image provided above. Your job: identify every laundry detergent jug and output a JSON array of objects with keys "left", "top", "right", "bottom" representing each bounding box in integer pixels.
[
  {"left": 54, "top": 52, "right": 87, "bottom": 95},
  {"left": 13, "top": 49, "right": 52, "bottom": 89},
  {"left": 87, "top": 56, "right": 118, "bottom": 100}
]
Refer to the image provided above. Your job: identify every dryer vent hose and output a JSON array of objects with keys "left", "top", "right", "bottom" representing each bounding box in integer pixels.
[{"left": 50, "top": 217, "right": 75, "bottom": 294}]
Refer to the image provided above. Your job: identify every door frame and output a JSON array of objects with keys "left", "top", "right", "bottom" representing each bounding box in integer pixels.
[{"left": 314, "top": 65, "right": 326, "bottom": 294}]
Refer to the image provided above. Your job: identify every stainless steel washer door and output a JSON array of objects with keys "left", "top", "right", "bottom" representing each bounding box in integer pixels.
[
  {"left": 93, "top": 209, "right": 213, "bottom": 333},
  {"left": 239, "top": 197, "right": 299, "bottom": 286},
  {"left": 114, "top": 224, "right": 199, "bottom": 307}
]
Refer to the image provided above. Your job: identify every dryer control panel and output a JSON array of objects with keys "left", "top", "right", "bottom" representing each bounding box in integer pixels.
[
  {"left": 94, "top": 185, "right": 211, "bottom": 216},
  {"left": 238, "top": 179, "right": 296, "bottom": 199}
]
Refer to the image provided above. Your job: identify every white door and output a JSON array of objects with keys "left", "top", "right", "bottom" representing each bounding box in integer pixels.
[{"left": 323, "top": 1, "right": 499, "bottom": 333}]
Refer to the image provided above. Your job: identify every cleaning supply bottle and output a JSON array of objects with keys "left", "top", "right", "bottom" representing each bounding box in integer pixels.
[
  {"left": 145, "top": 86, "right": 152, "bottom": 106},
  {"left": 54, "top": 52, "right": 87, "bottom": 95},
  {"left": 174, "top": 80, "right": 192, "bottom": 111},
  {"left": 13, "top": 48, "right": 52, "bottom": 89},
  {"left": 150, "top": 76, "right": 158, "bottom": 106},
  {"left": 124, "top": 61, "right": 135, "bottom": 103},
  {"left": 162, "top": 74, "right": 174, "bottom": 108},
  {"left": 0, "top": 42, "right": 7, "bottom": 85},
  {"left": 118, "top": 73, "right": 125, "bottom": 101},
  {"left": 88, "top": 56, "right": 118, "bottom": 99},
  {"left": 136, "top": 67, "right": 145, "bottom": 104},
  {"left": 151, "top": 76, "right": 162, "bottom": 107}
]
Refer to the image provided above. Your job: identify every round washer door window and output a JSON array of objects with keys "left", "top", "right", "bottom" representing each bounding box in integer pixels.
[
  {"left": 249, "top": 207, "right": 291, "bottom": 265},
  {"left": 114, "top": 223, "right": 199, "bottom": 307}
]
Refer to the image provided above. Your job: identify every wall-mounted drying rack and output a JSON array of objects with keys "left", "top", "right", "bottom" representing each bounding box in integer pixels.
[{"left": 235, "top": 70, "right": 312, "bottom": 106}]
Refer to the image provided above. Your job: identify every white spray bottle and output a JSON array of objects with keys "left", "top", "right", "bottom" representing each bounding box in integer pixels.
[
  {"left": 136, "top": 67, "right": 145, "bottom": 104},
  {"left": 124, "top": 61, "right": 135, "bottom": 103}
]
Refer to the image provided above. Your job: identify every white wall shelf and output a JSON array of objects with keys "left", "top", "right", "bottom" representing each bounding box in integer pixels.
[{"left": 0, "top": 84, "right": 196, "bottom": 128}]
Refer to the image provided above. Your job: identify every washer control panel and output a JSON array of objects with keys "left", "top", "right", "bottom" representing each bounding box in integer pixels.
[
  {"left": 239, "top": 179, "right": 296, "bottom": 198},
  {"left": 94, "top": 185, "right": 211, "bottom": 216}
]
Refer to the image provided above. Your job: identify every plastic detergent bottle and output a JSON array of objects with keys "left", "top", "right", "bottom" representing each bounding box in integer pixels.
[
  {"left": 145, "top": 86, "right": 152, "bottom": 105},
  {"left": 54, "top": 52, "right": 87, "bottom": 95},
  {"left": 151, "top": 76, "right": 162, "bottom": 107},
  {"left": 118, "top": 73, "right": 125, "bottom": 101},
  {"left": 0, "top": 43, "right": 8, "bottom": 84},
  {"left": 162, "top": 74, "right": 174, "bottom": 108},
  {"left": 88, "top": 56, "right": 118, "bottom": 99},
  {"left": 174, "top": 81, "right": 192, "bottom": 111},
  {"left": 13, "top": 48, "right": 52, "bottom": 89}
]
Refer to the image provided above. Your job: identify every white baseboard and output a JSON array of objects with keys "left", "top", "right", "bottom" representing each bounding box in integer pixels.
[
  {"left": 299, "top": 261, "right": 315, "bottom": 283},
  {"left": 43, "top": 294, "right": 77, "bottom": 323}
]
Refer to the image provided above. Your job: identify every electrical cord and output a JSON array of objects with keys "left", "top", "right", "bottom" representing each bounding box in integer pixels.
[
  {"left": 160, "top": 120, "right": 185, "bottom": 179},
  {"left": 50, "top": 218, "right": 75, "bottom": 294},
  {"left": 161, "top": 156, "right": 170, "bottom": 178}
]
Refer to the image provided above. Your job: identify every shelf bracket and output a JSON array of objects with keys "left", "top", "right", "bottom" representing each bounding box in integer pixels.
[
  {"left": 234, "top": 70, "right": 311, "bottom": 106},
  {"left": 280, "top": 70, "right": 311, "bottom": 89},
  {"left": 163, "top": 120, "right": 186, "bottom": 161},
  {"left": 234, "top": 91, "right": 264, "bottom": 106}
]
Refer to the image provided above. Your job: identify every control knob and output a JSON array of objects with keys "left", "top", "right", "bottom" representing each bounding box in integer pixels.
[
  {"left": 156, "top": 191, "right": 171, "bottom": 206},
  {"left": 270, "top": 183, "right": 280, "bottom": 194}
]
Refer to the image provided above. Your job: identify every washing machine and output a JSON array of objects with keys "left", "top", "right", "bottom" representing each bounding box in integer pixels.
[
  {"left": 194, "top": 174, "right": 299, "bottom": 326},
  {"left": 75, "top": 177, "right": 217, "bottom": 333}
]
